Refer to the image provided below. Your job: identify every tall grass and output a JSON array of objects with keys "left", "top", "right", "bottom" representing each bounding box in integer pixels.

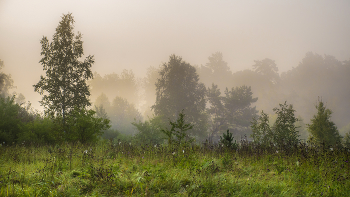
[{"left": 0, "top": 140, "right": 349, "bottom": 196}]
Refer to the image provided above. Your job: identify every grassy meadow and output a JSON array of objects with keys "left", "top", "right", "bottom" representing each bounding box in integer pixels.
[{"left": 0, "top": 141, "right": 350, "bottom": 196}]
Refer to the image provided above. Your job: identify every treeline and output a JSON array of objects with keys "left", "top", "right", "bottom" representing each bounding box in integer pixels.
[
  {"left": 1, "top": 13, "right": 350, "bottom": 148},
  {"left": 88, "top": 52, "right": 350, "bottom": 144}
]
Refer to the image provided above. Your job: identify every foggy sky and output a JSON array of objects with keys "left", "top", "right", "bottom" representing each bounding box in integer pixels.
[{"left": 1, "top": 0, "right": 350, "bottom": 111}]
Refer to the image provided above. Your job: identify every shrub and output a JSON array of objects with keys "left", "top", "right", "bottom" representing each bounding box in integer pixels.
[
  {"left": 132, "top": 116, "right": 166, "bottom": 146},
  {"left": 64, "top": 107, "right": 110, "bottom": 143},
  {"left": 161, "top": 110, "right": 194, "bottom": 148},
  {"left": 19, "top": 116, "right": 58, "bottom": 145},
  {"left": 251, "top": 110, "right": 272, "bottom": 147},
  {"left": 0, "top": 96, "right": 23, "bottom": 144},
  {"left": 272, "top": 101, "right": 299, "bottom": 149},
  {"left": 220, "top": 129, "right": 238, "bottom": 150}
]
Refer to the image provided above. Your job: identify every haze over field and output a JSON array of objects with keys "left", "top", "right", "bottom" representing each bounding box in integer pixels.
[{"left": 1, "top": 0, "right": 350, "bottom": 134}]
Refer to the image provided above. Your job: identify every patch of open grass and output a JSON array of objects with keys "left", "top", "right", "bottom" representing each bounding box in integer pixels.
[{"left": 1, "top": 141, "right": 350, "bottom": 196}]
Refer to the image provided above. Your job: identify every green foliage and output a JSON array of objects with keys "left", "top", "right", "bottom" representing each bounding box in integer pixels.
[
  {"left": 307, "top": 100, "right": 342, "bottom": 147},
  {"left": 33, "top": 13, "right": 94, "bottom": 117},
  {"left": 251, "top": 110, "right": 272, "bottom": 147},
  {"left": 153, "top": 54, "right": 207, "bottom": 139},
  {"left": 64, "top": 107, "right": 110, "bottom": 143},
  {"left": 251, "top": 102, "right": 299, "bottom": 149},
  {"left": 0, "top": 96, "right": 22, "bottom": 143},
  {"left": 133, "top": 116, "right": 166, "bottom": 145},
  {"left": 220, "top": 130, "right": 238, "bottom": 149},
  {"left": 101, "top": 128, "right": 121, "bottom": 140},
  {"left": 161, "top": 110, "right": 194, "bottom": 148},
  {"left": 19, "top": 116, "right": 59, "bottom": 145},
  {"left": 272, "top": 101, "right": 299, "bottom": 148}
]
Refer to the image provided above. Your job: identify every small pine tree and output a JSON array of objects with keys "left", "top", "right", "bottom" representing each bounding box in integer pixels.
[
  {"left": 161, "top": 110, "right": 194, "bottom": 148},
  {"left": 307, "top": 100, "right": 342, "bottom": 147},
  {"left": 220, "top": 130, "right": 238, "bottom": 149}
]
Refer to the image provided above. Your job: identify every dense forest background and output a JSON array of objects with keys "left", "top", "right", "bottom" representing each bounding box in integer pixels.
[
  {"left": 85, "top": 51, "right": 350, "bottom": 141},
  {"left": 1, "top": 50, "right": 350, "bottom": 144}
]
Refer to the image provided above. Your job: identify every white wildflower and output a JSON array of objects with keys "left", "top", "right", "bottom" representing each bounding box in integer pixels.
[
  {"left": 183, "top": 150, "right": 185, "bottom": 154},
  {"left": 84, "top": 150, "right": 88, "bottom": 154},
  {"left": 330, "top": 148, "right": 333, "bottom": 151}
]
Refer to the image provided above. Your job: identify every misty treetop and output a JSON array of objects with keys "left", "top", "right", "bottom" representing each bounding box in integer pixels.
[
  {"left": 89, "top": 69, "right": 138, "bottom": 106},
  {"left": 152, "top": 54, "right": 207, "bottom": 139},
  {"left": 207, "top": 84, "right": 258, "bottom": 140},
  {"left": 0, "top": 60, "right": 14, "bottom": 98},
  {"left": 197, "top": 52, "right": 232, "bottom": 90}
]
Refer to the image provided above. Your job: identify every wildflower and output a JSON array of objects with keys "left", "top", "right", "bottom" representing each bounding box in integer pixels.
[
  {"left": 154, "top": 144, "right": 157, "bottom": 148},
  {"left": 172, "top": 152, "right": 176, "bottom": 155},
  {"left": 276, "top": 150, "right": 279, "bottom": 153},
  {"left": 84, "top": 150, "right": 88, "bottom": 154},
  {"left": 330, "top": 148, "right": 333, "bottom": 151},
  {"left": 119, "top": 142, "right": 121, "bottom": 145},
  {"left": 296, "top": 161, "right": 299, "bottom": 166},
  {"left": 183, "top": 150, "right": 185, "bottom": 154}
]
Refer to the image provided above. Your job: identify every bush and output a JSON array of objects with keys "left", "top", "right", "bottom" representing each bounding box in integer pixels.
[
  {"left": 251, "top": 110, "right": 272, "bottom": 147},
  {"left": 272, "top": 101, "right": 299, "bottom": 149},
  {"left": 251, "top": 101, "right": 299, "bottom": 150},
  {"left": 64, "top": 107, "right": 111, "bottom": 143},
  {"left": 161, "top": 110, "right": 194, "bottom": 148},
  {"left": 0, "top": 96, "right": 23, "bottom": 144},
  {"left": 132, "top": 116, "right": 166, "bottom": 146},
  {"left": 19, "top": 116, "right": 58, "bottom": 145}
]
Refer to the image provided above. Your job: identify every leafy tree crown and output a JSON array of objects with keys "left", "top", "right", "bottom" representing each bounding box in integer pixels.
[{"left": 34, "top": 13, "right": 94, "bottom": 116}]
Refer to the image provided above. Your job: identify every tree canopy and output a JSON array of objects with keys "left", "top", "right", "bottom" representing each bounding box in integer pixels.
[{"left": 33, "top": 13, "right": 94, "bottom": 117}]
